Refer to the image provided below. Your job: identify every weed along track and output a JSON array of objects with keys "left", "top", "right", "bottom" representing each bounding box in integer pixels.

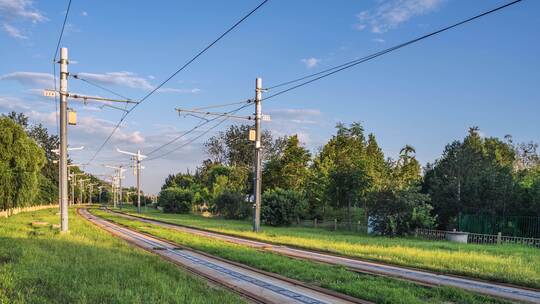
[
  {"left": 79, "top": 208, "right": 369, "bottom": 304},
  {"left": 105, "top": 208, "right": 540, "bottom": 304}
]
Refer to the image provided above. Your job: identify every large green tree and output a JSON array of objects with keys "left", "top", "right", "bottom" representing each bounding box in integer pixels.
[
  {"left": 205, "top": 124, "right": 285, "bottom": 167},
  {"left": 0, "top": 117, "right": 46, "bottom": 209},
  {"left": 423, "top": 127, "right": 516, "bottom": 228},
  {"left": 263, "top": 135, "right": 311, "bottom": 192}
]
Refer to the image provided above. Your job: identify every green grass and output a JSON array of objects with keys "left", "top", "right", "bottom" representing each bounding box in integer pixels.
[
  {"left": 92, "top": 208, "right": 510, "bottom": 304},
  {"left": 114, "top": 206, "right": 540, "bottom": 289},
  {"left": 0, "top": 208, "right": 244, "bottom": 304}
]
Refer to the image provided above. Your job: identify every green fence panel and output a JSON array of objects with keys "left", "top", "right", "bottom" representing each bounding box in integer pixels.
[{"left": 459, "top": 214, "right": 540, "bottom": 238}]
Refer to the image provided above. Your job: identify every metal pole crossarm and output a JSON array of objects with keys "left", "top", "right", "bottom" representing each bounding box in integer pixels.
[
  {"left": 100, "top": 104, "right": 129, "bottom": 113},
  {"left": 116, "top": 148, "right": 147, "bottom": 159},
  {"left": 52, "top": 146, "right": 84, "bottom": 155},
  {"left": 175, "top": 108, "right": 255, "bottom": 121},
  {"left": 68, "top": 93, "right": 137, "bottom": 104}
]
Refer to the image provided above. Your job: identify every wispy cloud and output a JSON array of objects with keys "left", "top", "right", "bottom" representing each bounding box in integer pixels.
[
  {"left": 0, "top": 71, "right": 54, "bottom": 87},
  {"left": 2, "top": 23, "right": 27, "bottom": 39},
  {"left": 355, "top": 0, "right": 444, "bottom": 33},
  {"left": 373, "top": 38, "right": 386, "bottom": 43},
  {"left": 157, "top": 87, "right": 201, "bottom": 94},
  {"left": 0, "top": 0, "right": 46, "bottom": 22},
  {"left": 76, "top": 71, "right": 203, "bottom": 94},
  {"left": 301, "top": 57, "right": 321, "bottom": 69},
  {"left": 0, "top": 95, "right": 31, "bottom": 112},
  {"left": 265, "top": 108, "right": 323, "bottom": 145},
  {"left": 76, "top": 72, "right": 153, "bottom": 90},
  {"left": 81, "top": 11, "right": 88, "bottom": 17},
  {"left": 0, "top": 0, "right": 47, "bottom": 39}
]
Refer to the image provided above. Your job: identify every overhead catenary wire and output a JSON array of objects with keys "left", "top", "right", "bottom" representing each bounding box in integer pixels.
[
  {"left": 264, "top": 0, "right": 524, "bottom": 99},
  {"left": 52, "top": 0, "right": 73, "bottom": 137},
  {"left": 71, "top": 74, "right": 133, "bottom": 101},
  {"left": 146, "top": 106, "right": 247, "bottom": 162},
  {"left": 145, "top": 0, "right": 525, "bottom": 162},
  {"left": 146, "top": 102, "right": 251, "bottom": 157},
  {"left": 84, "top": 0, "right": 269, "bottom": 165}
]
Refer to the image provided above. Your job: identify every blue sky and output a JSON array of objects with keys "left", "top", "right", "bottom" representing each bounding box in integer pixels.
[{"left": 0, "top": 0, "right": 538, "bottom": 193}]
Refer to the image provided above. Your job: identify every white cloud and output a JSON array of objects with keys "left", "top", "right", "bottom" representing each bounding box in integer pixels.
[
  {"left": 301, "top": 57, "right": 321, "bottom": 69},
  {"left": 157, "top": 87, "right": 201, "bottom": 94},
  {"left": 0, "top": 71, "right": 54, "bottom": 87},
  {"left": 0, "top": 95, "right": 31, "bottom": 111},
  {"left": 76, "top": 71, "right": 202, "bottom": 94},
  {"left": 0, "top": 0, "right": 46, "bottom": 23},
  {"left": 373, "top": 38, "right": 386, "bottom": 43},
  {"left": 2, "top": 23, "right": 26, "bottom": 39},
  {"left": 265, "top": 108, "right": 323, "bottom": 146},
  {"left": 268, "top": 108, "right": 321, "bottom": 118},
  {"left": 81, "top": 11, "right": 88, "bottom": 17},
  {"left": 0, "top": 0, "right": 46, "bottom": 39},
  {"left": 76, "top": 72, "right": 153, "bottom": 90},
  {"left": 355, "top": 0, "right": 444, "bottom": 33}
]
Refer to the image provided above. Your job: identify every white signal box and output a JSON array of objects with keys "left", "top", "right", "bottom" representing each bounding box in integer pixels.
[
  {"left": 43, "top": 90, "right": 57, "bottom": 97},
  {"left": 261, "top": 114, "right": 271, "bottom": 122}
]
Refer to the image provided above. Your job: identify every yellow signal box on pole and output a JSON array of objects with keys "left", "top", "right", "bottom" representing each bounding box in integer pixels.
[
  {"left": 249, "top": 129, "right": 256, "bottom": 141},
  {"left": 68, "top": 110, "right": 77, "bottom": 125}
]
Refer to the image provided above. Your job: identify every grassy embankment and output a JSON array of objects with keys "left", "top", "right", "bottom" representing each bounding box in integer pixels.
[
  {"left": 0, "top": 208, "right": 243, "bottom": 304},
  {"left": 93, "top": 208, "right": 510, "bottom": 304},
  {"left": 113, "top": 206, "right": 540, "bottom": 289}
]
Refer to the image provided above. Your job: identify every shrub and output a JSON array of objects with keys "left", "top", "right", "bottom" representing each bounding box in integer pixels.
[
  {"left": 214, "top": 191, "right": 249, "bottom": 219},
  {"left": 262, "top": 188, "right": 307, "bottom": 226},
  {"left": 367, "top": 186, "right": 436, "bottom": 236},
  {"left": 158, "top": 187, "right": 193, "bottom": 213}
]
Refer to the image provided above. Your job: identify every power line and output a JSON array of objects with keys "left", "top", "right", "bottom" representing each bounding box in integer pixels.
[
  {"left": 194, "top": 99, "right": 253, "bottom": 110},
  {"left": 71, "top": 74, "right": 133, "bottom": 101},
  {"left": 52, "top": 0, "right": 73, "bottom": 136},
  {"left": 85, "top": 0, "right": 269, "bottom": 165},
  {"left": 146, "top": 106, "right": 247, "bottom": 162},
  {"left": 53, "top": 0, "right": 73, "bottom": 62},
  {"left": 146, "top": 102, "right": 251, "bottom": 157},
  {"left": 265, "top": 0, "right": 524, "bottom": 99}
]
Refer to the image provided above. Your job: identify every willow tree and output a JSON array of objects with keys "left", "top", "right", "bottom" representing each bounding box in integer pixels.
[{"left": 0, "top": 118, "right": 45, "bottom": 210}]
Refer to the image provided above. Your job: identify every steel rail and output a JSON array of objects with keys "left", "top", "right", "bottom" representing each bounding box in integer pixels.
[
  {"left": 79, "top": 208, "right": 370, "bottom": 304},
  {"left": 106, "top": 208, "right": 540, "bottom": 304}
]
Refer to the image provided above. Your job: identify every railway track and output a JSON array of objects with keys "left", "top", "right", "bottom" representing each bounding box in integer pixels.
[
  {"left": 79, "top": 208, "right": 370, "bottom": 304},
  {"left": 105, "top": 208, "right": 540, "bottom": 304}
]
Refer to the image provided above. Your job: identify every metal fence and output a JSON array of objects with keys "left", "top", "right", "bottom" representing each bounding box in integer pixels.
[
  {"left": 458, "top": 214, "right": 540, "bottom": 238},
  {"left": 415, "top": 228, "right": 540, "bottom": 248},
  {"left": 292, "top": 218, "right": 368, "bottom": 233}
]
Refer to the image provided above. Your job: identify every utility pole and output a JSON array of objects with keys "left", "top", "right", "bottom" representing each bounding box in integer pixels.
[
  {"left": 116, "top": 148, "right": 146, "bottom": 213},
  {"left": 253, "top": 77, "right": 263, "bottom": 232},
  {"left": 105, "top": 165, "right": 125, "bottom": 209},
  {"left": 88, "top": 183, "right": 95, "bottom": 205},
  {"left": 98, "top": 186, "right": 103, "bottom": 204},
  {"left": 79, "top": 178, "right": 88, "bottom": 205},
  {"left": 67, "top": 164, "right": 84, "bottom": 206},
  {"left": 175, "top": 78, "right": 268, "bottom": 232},
  {"left": 59, "top": 47, "right": 69, "bottom": 232}
]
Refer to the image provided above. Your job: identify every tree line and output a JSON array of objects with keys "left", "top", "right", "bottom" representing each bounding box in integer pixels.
[
  {"left": 0, "top": 111, "right": 153, "bottom": 210},
  {"left": 158, "top": 123, "right": 540, "bottom": 236}
]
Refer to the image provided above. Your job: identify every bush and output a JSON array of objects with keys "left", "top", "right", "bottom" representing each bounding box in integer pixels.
[
  {"left": 367, "top": 186, "right": 436, "bottom": 236},
  {"left": 262, "top": 188, "right": 307, "bottom": 226},
  {"left": 158, "top": 187, "right": 193, "bottom": 213},
  {"left": 214, "top": 191, "right": 249, "bottom": 219}
]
